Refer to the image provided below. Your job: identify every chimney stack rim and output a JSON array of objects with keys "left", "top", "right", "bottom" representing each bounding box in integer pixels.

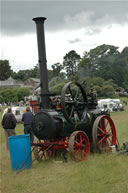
[{"left": 33, "top": 17, "right": 47, "bottom": 23}]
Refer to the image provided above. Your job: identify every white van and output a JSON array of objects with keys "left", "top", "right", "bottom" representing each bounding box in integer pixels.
[
  {"left": 98, "top": 99, "right": 116, "bottom": 112},
  {"left": 97, "top": 98, "right": 123, "bottom": 112},
  {"left": 2, "top": 106, "right": 28, "bottom": 123}
]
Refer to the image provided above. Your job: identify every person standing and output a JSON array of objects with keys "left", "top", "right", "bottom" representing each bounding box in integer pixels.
[
  {"left": 22, "top": 106, "right": 34, "bottom": 143},
  {"left": 1, "top": 107, "right": 16, "bottom": 149}
]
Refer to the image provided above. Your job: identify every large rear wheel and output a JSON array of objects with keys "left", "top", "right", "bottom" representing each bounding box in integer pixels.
[{"left": 92, "top": 115, "right": 116, "bottom": 153}]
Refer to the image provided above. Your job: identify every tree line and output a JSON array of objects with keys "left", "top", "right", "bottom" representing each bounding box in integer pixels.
[
  {"left": 0, "top": 44, "right": 128, "bottom": 102},
  {"left": 0, "top": 88, "right": 30, "bottom": 104}
]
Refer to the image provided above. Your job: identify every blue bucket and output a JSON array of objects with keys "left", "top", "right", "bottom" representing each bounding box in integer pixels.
[{"left": 8, "top": 134, "right": 32, "bottom": 171}]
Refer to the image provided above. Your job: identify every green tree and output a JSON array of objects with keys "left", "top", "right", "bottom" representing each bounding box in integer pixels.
[
  {"left": 51, "top": 63, "right": 63, "bottom": 77},
  {"left": 78, "top": 44, "right": 120, "bottom": 79},
  {"left": 0, "top": 95, "right": 4, "bottom": 103},
  {"left": 104, "top": 79, "right": 118, "bottom": 89},
  {"left": 93, "top": 85, "right": 102, "bottom": 97},
  {"left": 48, "top": 70, "right": 54, "bottom": 81},
  {"left": 90, "top": 77, "right": 104, "bottom": 87},
  {"left": 0, "top": 88, "right": 30, "bottom": 103},
  {"left": 30, "top": 65, "right": 40, "bottom": 78},
  {"left": 50, "top": 81, "right": 67, "bottom": 95},
  {"left": 79, "top": 76, "right": 104, "bottom": 92},
  {"left": 0, "top": 89, "right": 18, "bottom": 103},
  {"left": 16, "top": 88, "right": 30, "bottom": 101},
  {"left": 78, "top": 44, "right": 128, "bottom": 89},
  {"left": 111, "top": 56, "right": 128, "bottom": 88},
  {"left": 0, "top": 60, "right": 12, "bottom": 80},
  {"left": 63, "top": 50, "right": 81, "bottom": 78},
  {"left": 12, "top": 70, "right": 29, "bottom": 81},
  {"left": 101, "top": 85, "right": 115, "bottom": 98},
  {"left": 121, "top": 47, "right": 128, "bottom": 62},
  {"left": 12, "top": 65, "right": 40, "bottom": 81}
]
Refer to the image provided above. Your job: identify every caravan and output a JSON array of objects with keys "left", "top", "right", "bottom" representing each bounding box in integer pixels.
[
  {"left": 97, "top": 99, "right": 115, "bottom": 112},
  {"left": 2, "top": 106, "right": 28, "bottom": 123},
  {"left": 97, "top": 98, "right": 123, "bottom": 112}
]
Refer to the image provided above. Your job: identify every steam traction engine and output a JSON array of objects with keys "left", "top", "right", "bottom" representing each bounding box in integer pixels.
[{"left": 31, "top": 17, "right": 117, "bottom": 162}]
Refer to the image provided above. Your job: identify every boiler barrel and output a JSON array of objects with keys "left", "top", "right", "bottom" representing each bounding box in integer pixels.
[{"left": 32, "top": 109, "right": 92, "bottom": 140}]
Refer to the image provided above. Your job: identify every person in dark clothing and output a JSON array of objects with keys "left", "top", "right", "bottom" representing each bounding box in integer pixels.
[
  {"left": 1, "top": 107, "right": 16, "bottom": 149},
  {"left": 22, "top": 106, "right": 34, "bottom": 143}
]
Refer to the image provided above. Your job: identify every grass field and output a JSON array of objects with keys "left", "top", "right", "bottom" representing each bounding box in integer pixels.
[{"left": 0, "top": 105, "right": 128, "bottom": 193}]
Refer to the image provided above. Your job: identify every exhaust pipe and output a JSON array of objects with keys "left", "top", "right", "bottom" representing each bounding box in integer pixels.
[{"left": 33, "top": 17, "right": 50, "bottom": 109}]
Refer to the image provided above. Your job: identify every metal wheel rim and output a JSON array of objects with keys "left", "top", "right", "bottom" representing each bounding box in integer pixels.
[
  {"left": 92, "top": 115, "right": 116, "bottom": 153},
  {"left": 69, "top": 131, "right": 90, "bottom": 162}
]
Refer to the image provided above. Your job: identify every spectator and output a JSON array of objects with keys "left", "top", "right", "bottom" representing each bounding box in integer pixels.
[
  {"left": 1, "top": 107, "right": 16, "bottom": 149},
  {"left": 22, "top": 106, "right": 34, "bottom": 143}
]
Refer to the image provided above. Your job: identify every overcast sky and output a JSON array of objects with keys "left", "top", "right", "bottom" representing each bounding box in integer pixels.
[{"left": 1, "top": 1, "right": 128, "bottom": 72}]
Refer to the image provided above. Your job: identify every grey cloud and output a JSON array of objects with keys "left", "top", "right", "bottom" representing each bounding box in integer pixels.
[
  {"left": 63, "top": 7, "right": 128, "bottom": 35},
  {"left": 64, "top": 11, "right": 95, "bottom": 29},
  {"left": 68, "top": 38, "right": 81, "bottom": 44},
  {"left": 1, "top": 1, "right": 128, "bottom": 36},
  {"left": 85, "top": 28, "right": 101, "bottom": 36}
]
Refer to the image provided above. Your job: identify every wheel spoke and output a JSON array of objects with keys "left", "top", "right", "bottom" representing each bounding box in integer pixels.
[
  {"left": 103, "top": 118, "right": 106, "bottom": 131},
  {"left": 99, "top": 120, "right": 103, "bottom": 131},
  {"left": 75, "top": 139, "right": 79, "bottom": 146},
  {"left": 99, "top": 139, "right": 103, "bottom": 149},
  {"left": 105, "top": 140, "right": 111, "bottom": 152},
  {"left": 42, "top": 152, "right": 47, "bottom": 160},
  {"left": 81, "top": 149, "right": 85, "bottom": 160},
  {"left": 97, "top": 133, "right": 102, "bottom": 136},
  {"left": 65, "top": 100, "right": 74, "bottom": 104},
  {"left": 77, "top": 101, "right": 86, "bottom": 105},
  {"left": 98, "top": 126, "right": 104, "bottom": 134},
  {"left": 98, "top": 135, "right": 106, "bottom": 145},
  {"left": 107, "top": 129, "right": 113, "bottom": 137},
  {"left": 74, "top": 88, "right": 79, "bottom": 100},
  {"left": 80, "top": 135, "right": 82, "bottom": 145},
  {"left": 69, "top": 105, "right": 75, "bottom": 118},
  {"left": 107, "top": 127, "right": 112, "bottom": 134},
  {"left": 68, "top": 86, "right": 74, "bottom": 100},
  {"left": 107, "top": 136, "right": 112, "bottom": 144},
  {"left": 75, "top": 109, "right": 82, "bottom": 121},
  {"left": 82, "top": 137, "right": 86, "bottom": 143},
  {"left": 104, "top": 119, "right": 109, "bottom": 132},
  {"left": 75, "top": 148, "right": 85, "bottom": 161},
  {"left": 75, "top": 148, "right": 80, "bottom": 157},
  {"left": 38, "top": 148, "right": 42, "bottom": 153}
]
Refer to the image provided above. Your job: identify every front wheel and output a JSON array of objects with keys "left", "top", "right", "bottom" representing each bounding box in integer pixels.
[{"left": 69, "top": 130, "right": 90, "bottom": 162}]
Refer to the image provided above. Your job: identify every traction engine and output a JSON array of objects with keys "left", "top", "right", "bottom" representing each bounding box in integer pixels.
[{"left": 31, "top": 17, "right": 117, "bottom": 162}]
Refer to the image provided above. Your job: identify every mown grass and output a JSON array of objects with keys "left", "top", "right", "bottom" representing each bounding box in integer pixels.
[
  {"left": 110, "top": 105, "right": 128, "bottom": 145},
  {"left": 0, "top": 105, "right": 128, "bottom": 193}
]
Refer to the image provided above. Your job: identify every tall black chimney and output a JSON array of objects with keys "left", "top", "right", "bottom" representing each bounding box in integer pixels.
[{"left": 33, "top": 17, "right": 50, "bottom": 109}]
